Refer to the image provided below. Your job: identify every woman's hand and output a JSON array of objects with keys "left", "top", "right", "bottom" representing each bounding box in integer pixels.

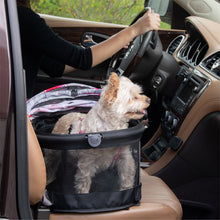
[{"left": 130, "top": 8, "right": 161, "bottom": 37}]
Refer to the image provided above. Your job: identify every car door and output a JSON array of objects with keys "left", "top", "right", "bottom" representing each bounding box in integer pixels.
[{"left": 0, "top": 0, "right": 32, "bottom": 219}]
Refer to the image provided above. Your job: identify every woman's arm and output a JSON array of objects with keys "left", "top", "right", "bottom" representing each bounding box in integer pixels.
[{"left": 63, "top": 9, "right": 160, "bottom": 74}]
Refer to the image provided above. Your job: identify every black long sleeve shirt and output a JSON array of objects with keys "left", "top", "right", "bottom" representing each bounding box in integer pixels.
[{"left": 17, "top": 6, "right": 92, "bottom": 98}]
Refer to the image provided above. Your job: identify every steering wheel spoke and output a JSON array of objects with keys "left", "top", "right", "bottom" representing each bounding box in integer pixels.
[{"left": 107, "top": 31, "right": 154, "bottom": 78}]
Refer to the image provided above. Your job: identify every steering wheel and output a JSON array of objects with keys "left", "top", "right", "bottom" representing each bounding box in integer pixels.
[{"left": 107, "top": 9, "right": 157, "bottom": 78}]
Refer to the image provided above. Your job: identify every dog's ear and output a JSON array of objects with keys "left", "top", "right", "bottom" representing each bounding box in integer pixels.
[{"left": 104, "top": 72, "right": 120, "bottom": 103}]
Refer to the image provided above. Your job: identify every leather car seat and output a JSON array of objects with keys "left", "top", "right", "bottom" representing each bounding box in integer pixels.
[{"left": 27, "top": 117, "right": 183, "bottom": 219}]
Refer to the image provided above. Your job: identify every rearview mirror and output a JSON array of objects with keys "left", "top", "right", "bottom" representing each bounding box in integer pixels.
[{"left": 145, "top": 0, "right": 170, "bottom": 16}]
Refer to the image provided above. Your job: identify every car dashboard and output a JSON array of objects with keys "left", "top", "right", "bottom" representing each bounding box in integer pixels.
[{"left": 143, "top": 16, "right": 220, "bottom": 174}]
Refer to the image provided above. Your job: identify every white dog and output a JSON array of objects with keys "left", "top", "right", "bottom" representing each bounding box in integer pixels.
[{"left": 45, "top": 73, "right": 150, "bottom": 194}]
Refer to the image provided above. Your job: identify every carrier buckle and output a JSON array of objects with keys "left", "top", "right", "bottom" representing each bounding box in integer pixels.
[{"left": 87, "top": 134, "right": 102, "bottom": 148}]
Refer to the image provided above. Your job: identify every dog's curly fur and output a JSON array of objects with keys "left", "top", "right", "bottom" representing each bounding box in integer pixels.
[{"left": 44, "top": 73, "right": 150, "bottom": 194}]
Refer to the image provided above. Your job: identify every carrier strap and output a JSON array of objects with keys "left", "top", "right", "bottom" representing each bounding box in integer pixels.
[
  {"left": 113, "top": 147, "right": 123, "bottom": 161},
  {"left": 79, "top": 118, "right": 85, "bottom": 134}
]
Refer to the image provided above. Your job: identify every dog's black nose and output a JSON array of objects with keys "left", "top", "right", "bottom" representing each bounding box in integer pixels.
[{"left": 146, "top": 97, "right": 151, "bottom": 104}]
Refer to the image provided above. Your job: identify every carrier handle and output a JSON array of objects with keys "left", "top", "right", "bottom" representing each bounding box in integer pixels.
[{"left": 37, "top": 122, "right": 145, "bottom": 150}]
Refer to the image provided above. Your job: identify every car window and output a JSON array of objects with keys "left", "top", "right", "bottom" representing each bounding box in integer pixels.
[{"left": 31, "top": 0, "right": 171, "bottom": 28}]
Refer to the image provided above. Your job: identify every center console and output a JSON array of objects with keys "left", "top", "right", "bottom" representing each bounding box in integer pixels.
[{"left": 143, "top": 66, "right": 210, "bottom": 161}]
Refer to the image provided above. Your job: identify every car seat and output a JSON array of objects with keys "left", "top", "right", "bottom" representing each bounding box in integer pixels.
[{"left": 27, "top": 116, "right": 183, "bottom": 219}]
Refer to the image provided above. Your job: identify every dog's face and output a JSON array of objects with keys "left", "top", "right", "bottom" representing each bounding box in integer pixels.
[{"left": 100, "top": 73, "right": 150, "bottom": 120}]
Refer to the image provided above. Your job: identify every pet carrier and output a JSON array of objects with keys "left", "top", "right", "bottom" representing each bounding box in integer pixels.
[{"left": 27, "top": 83, "right": 145, "bottom": 213}]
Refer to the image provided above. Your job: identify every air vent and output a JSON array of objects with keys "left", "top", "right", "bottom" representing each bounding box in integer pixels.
[
  {"left": 200, "top": 51, "right": 220, "bottom": 79},
  {"left": 178, "top": 37, "right": 208, "bottom": 67},
  {"left": 166, "top": 35, "right": 185, "bottom": 55}
]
